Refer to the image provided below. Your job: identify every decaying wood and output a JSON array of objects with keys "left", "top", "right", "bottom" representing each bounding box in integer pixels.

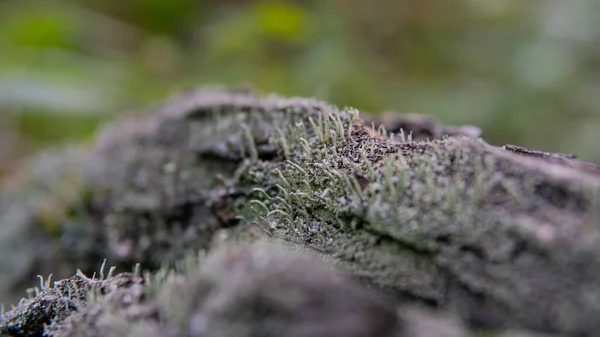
[{"left": 1, "top": 88, "right": 600, "bottom": 336}]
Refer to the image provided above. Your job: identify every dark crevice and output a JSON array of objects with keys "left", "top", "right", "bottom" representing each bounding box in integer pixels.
[{"left": 534, "top": 182, "right": 586, "bottom": 212}]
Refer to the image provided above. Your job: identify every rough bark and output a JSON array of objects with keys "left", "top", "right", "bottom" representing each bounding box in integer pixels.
[{"left": 1, "top": 88, "right": 599, "bottom": 336}]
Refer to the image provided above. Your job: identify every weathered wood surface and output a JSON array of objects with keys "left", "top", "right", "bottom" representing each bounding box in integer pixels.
[{"left": 2, "top": 88, "right": 600, "bottom": 336}]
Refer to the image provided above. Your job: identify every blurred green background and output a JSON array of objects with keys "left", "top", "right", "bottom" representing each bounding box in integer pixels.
[{"left": 1, "top": 0, "right": 600, "bottom": 176}]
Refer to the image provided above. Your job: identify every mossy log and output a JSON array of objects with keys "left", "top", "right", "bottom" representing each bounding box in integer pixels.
[{"left": 1, "top": 88, "right": 600, "bottom": 336}]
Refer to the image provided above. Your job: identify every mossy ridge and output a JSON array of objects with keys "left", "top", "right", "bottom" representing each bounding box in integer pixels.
[
  {"left": 235, "top": 100, "right": 600, "bottom": 333},
  {"left": 5, "top": 243, "right": 467, "bottom": 337}
]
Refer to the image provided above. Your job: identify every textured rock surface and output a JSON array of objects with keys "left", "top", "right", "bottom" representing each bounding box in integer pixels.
[{"left": 1, "top": 88, "right": 599, "bottom": 336}]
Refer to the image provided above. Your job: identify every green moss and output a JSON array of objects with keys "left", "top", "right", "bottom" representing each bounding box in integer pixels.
[
  {"left": 3, "top": 89, "right": 600, "bottom": 336},
  {"left": 226, "top": 95, "right": 600, "bottom": 321}
]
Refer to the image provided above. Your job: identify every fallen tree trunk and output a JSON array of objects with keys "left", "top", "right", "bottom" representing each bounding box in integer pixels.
[{"left": 2, "top": 88, "right": 600, "bottom": 336}]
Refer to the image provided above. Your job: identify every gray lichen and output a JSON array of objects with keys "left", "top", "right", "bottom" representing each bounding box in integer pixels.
[{"left": 1, "top": 88, "right": 600, "bottom": 336}]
